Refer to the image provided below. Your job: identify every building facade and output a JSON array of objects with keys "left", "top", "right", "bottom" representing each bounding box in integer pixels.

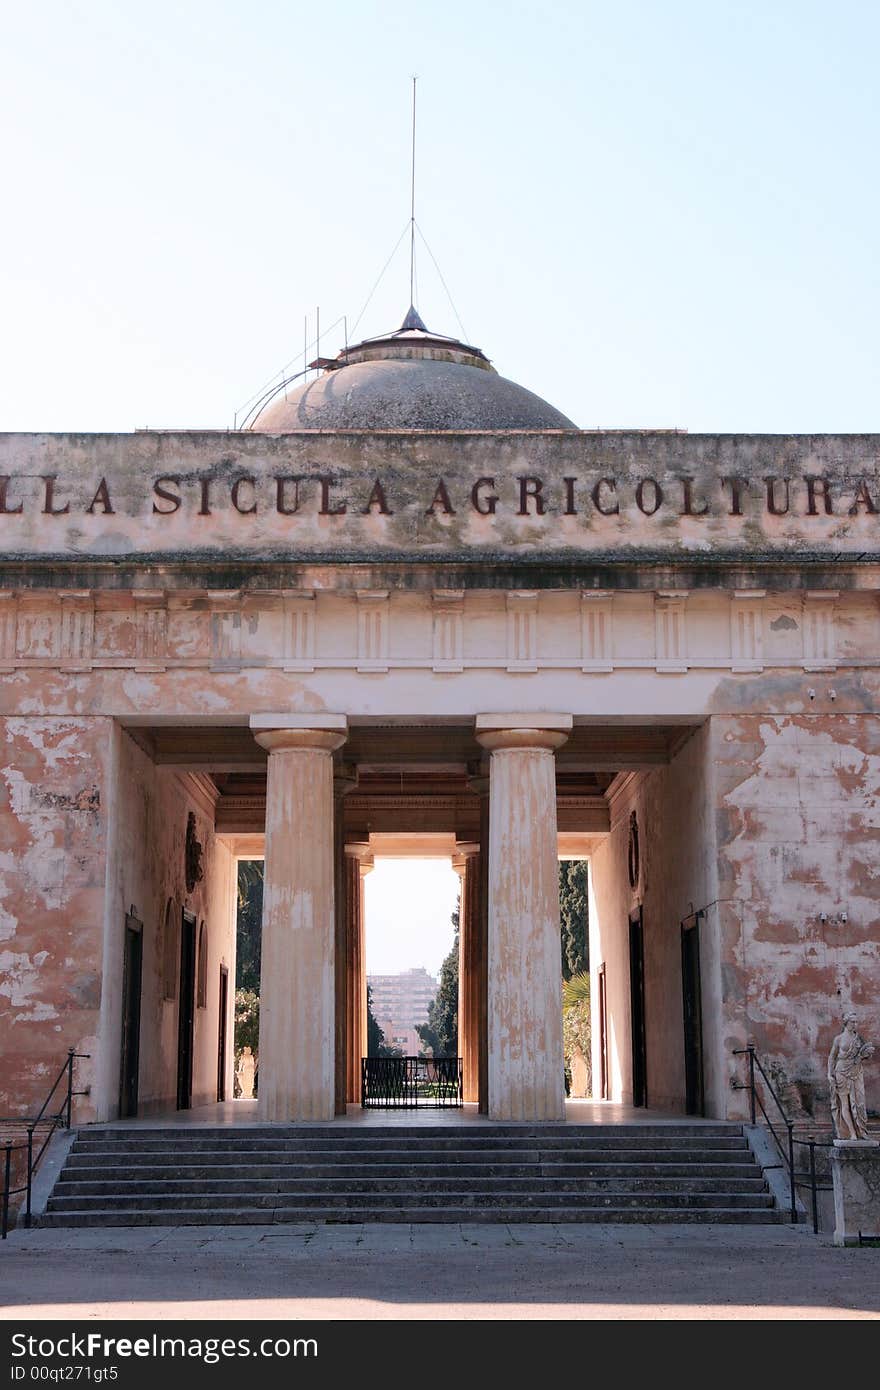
[
  {"left": 1, "top": 316, "right": 878, "bottom": 1128},
  {"left": 369, "top": 966, "right": 438, "bottom": 1055}
]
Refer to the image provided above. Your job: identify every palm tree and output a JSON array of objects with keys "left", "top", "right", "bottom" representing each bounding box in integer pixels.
[{"left": 562, "top": 971, "right": 591, "bottom": 1097}]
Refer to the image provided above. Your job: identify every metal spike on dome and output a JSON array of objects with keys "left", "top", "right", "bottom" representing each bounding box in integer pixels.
[{"left": 400, "top": 304, "right": 428, "bottom": 332}]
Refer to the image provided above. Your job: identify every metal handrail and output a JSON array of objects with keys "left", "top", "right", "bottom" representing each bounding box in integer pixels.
[
  {"left": 1, "top": 1049, "right": 89, "bottom": 1238},
  {"left": 733, "top": 1044, "right": 834, "bottom": 1232}
]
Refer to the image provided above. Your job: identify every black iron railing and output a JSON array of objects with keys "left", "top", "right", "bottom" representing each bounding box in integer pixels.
[
  {"left": 0, "top": 1049, "right": 89, "bottom": 1238},
  {"left": 733, "top": 1044, "right": 833, "bottom": 1232},
  {"left": 362, "top": 1056, "right": 463, "bottom": 1109}
]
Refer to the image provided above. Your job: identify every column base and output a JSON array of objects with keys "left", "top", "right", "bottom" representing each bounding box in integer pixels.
[{"left": 488, "top": 1100, "right": 566, "bottom": 1123}]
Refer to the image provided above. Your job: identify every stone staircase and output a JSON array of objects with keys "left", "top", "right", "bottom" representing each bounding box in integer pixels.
[{"left": 38, "top": 1122, "right": 780, "bottom": 1226}]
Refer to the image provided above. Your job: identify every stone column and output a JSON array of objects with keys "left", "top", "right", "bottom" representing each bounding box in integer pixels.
[
  {"left": 344, "top": 848, "right": 373, "bottom": 1103},
  {"left": 476, "top": 778, "right": 490, "bottom": 1115},
  {"left": 475, "top": 713, "right": 572, "bottom": 1122},
  {"left": 333, "top": 766, "right": 357, "bottom": 1116},
  {"left": 250, "top": 714, "right": 347, "bottom": 1121},
  {"left": 357, "top": 856, "right": 372, "bottom": 1070},
  {"left": 453, "top": 843, "right": 481, "bottom": 1105}
]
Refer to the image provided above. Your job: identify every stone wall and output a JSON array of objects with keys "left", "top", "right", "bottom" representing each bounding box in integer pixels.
[
  {"left": 713, "top": 712, "right": 880, "bottom": 1123},
  {"left": 0, "top": 715, "right": 111, "bottom": 1118},
  {"left": 588, "top": 711, "right": 880, "bottom": 1123}
]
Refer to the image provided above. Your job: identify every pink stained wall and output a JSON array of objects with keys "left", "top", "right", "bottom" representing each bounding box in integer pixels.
[
  {"left": 590, "top": 713, "right": 880, "bottom": 1124},
  {"left": 712, "top": 712, "right": 880, "bottom": 1123},
  {"left": 0, "top": 715, "right": 112, "bottom": 1119}
]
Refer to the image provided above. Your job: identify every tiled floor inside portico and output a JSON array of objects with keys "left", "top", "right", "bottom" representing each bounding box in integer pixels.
[{"left": 89, "top": 1099, "right": 723, "bottom": 1129}]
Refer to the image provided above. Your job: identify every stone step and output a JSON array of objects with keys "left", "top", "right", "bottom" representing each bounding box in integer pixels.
[
  {"left": 69, "top": 1136, "right": 750, "bottom": 1156},
  {"left": 64, "top": 1150, "right": 752, "bottom": 1173},
  {"left": 59, "top": 1160, "right": 763, "bottom": 1182},
  {"left": 36, "top": 1205, "right": 781, "bottom": 1227},
  {"left": 47, "top": 1189, "right": 775, "bottom": 1212},
  {"left": 55, "top": 1175, "right": 770, "bottom": 1197},
  {"left": 43, "top": 1121, "right": 776, "bottom": 1229},
  {"left": 78, "top": 1123, "right": 740, "bottom": 1142}
]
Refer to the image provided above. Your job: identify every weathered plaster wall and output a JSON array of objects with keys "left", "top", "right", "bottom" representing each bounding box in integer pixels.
[
  {"left": 0, "top": 716, "right": 111, "bottom": 1118},
  {"left": 95, "top": 729, "right": 235, "bottom": 1119},
  {"left": 589, "top": 724, "right": 722, "bottom": 1115},
  {"left": 712, "top": 713, "right": 880, "bottom": 1123}
]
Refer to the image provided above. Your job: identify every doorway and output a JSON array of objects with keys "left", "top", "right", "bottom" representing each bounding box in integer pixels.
[
  {"left": 363, "top": 856, "right": 462, "bottom": 1107},
  {"left": 118, "top": 911, "right": 143, "bottom": 1118},
  {"left": 628, "top": 908, "right": 647, "bottom": 1107},
  {"left": 681, "top": 916, "right": 704, "bottom": 1116},
  {"left": 177, "top": 909, "right": 197, "bottom": 1110},
  {"left": 217, "top": 965, "right": 229, "bottom": 1102}
]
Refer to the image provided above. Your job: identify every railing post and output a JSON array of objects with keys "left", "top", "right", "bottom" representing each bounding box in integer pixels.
[
  {"left": 809, "top": 1138, "right": 819, "bottom": 1235},
  {"left": 787, "top": 1122, "right": 796, "bottom": 1224},
  {"left": 65, "top": 1049, "right": 75, "bottom": 1129},
  {"left": 25, "top": 1127, "right": 34, "bottom": 1229},
  {"left": 2, "top": 1142, "right": 11, "bottom": 1240},
  {"left": 747, "top": 1047, "right": 756, "bottom": 1125}
]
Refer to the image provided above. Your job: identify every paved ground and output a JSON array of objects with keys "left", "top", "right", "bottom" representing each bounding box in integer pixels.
[{"left": 1, "top": 1223, "right": 877, "bottom": 1320}]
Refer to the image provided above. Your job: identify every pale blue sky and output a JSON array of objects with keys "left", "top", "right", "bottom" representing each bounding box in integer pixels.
[
  {"left": 2, "top": 0, "right": 878, "bottom": 434},
  {"left": 365, "top": 860, "right": 460, "bottom": 977}
]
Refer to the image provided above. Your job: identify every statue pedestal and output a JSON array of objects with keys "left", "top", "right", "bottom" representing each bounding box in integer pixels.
[
  {"left": 569, "top": 1050, "right": 590, "bottom": 1099},
  {"left": 831, "top": 1140, "right": 880, "bottom": 1246}
]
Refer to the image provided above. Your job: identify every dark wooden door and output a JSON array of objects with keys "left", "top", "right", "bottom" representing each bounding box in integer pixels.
[
  {"left": 597, "top": 962, "right": 609, "bottom": 1101},
  {"left": 217, "top": 965, "right": 229, "bottom": 1103},
  {"left": 177, "top": 910, "right": 197, "bottom": 1110},
  {"left": 681, "top": 919, "right": 705, "bottom": 1116},
  {"left": 629, "top": 908, "right": 647, "bottom": 1108},
  {"left": 118, "top": 912, "right": 143, "bottom": 1118}
]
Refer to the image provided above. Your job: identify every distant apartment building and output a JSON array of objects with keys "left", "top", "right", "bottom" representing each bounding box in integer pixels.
[
  {"left": 368, "top": 966, "right": 437, "bottom": 1054},
  {"left": 378, "top": 1024, "right": 423, "bottom": 1056}
]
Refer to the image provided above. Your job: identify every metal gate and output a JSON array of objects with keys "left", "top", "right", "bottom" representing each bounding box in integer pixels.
[{"left": 361, "top": 1056, "right": 463, "bottom": 1109}]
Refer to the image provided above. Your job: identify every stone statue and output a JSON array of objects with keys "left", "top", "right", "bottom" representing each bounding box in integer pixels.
[
  {"left": 236, "top": 1045, "right": 256, "bottom": 1100},
  {"left": 184, "top": 811, "right": 204, "bottom": 893},
  {"left": 569, "top": 1048, "right": 590, "bottom": 1099},
  {"left": 828, "top": 1014, "right": 874, "bottom": 1141}
]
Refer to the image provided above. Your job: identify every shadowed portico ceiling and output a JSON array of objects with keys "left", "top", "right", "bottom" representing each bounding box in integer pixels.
[{"left": 124, "top": 722, "right": 697, "bottom": 838}]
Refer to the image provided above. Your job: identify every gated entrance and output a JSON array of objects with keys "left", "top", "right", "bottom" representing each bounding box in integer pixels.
[{"left": 361, "top": 1056, "right": 463, "bottom": 1109}]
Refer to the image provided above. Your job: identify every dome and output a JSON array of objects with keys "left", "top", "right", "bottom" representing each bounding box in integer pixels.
[{"left": 249, "top": 309, "right": 576, "bottom": 431}]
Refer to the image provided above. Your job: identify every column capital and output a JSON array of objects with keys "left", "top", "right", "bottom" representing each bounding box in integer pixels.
[
  {"left": 452, "top": 842, "right": 480, "bottom": 877},
  {"left": 251, "top": 713, "right": 347, "bottom": 755},
  {"left": 475, "top": 712, "right": 572, "bottom": 754},
  {"left": 345, "top": 841, "right": 375, "bottom": 876}
]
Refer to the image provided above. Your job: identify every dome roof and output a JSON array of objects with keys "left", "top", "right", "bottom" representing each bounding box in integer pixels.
[{"left": 249, "top": 310, "right": 576, "bottom": 431}]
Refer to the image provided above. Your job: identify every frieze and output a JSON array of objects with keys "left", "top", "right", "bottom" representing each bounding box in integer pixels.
[
  {"left": 0, "top": 432, "right": 878, "bottom": 567},
  {"left": 0, "top": 585, "right": 864, "bottom": 675}
]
